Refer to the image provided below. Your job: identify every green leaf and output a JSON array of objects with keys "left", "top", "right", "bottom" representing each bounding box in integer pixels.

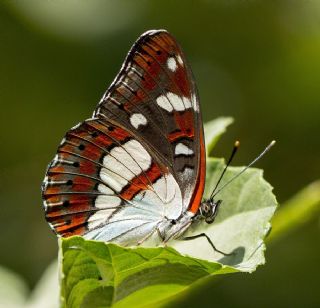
[
  {"left": 204, "top": 117, "right": 233, "bottom": 155},
  {"left": 59, "top": 117, "right": 277, "bottom": 307},
  {"left": 172, "top": 158, "right": 277, "bottom": 272},
  {"left": 60, "top": 237, "right": 236, "bottom": 308}
]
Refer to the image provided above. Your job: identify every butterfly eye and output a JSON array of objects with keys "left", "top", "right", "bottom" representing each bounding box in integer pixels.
[{"left": 171, "top": 220, "right": 177, "bottom": 225}]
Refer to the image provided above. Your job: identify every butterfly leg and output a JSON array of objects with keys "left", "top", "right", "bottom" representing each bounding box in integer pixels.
[{"left": 181, "top": 233, "right": 233, "bottom": 256}]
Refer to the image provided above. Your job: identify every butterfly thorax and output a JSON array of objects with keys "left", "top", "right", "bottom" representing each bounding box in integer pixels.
[
  {"left": 160, "top": 199, "right": 221, "bottom": 243},
  {"left": 159, "top": 211, "right": 194, "bottom": 242}
]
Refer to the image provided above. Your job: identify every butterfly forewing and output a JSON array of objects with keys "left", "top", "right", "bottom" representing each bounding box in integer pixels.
[
  {"left": 42, "top": 30, "right": 205, "bottom": 245},
  {"left": 95, "top": 30, "right": 205, "bottom": 211}
]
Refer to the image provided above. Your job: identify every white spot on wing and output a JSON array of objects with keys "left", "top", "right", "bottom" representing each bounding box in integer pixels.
[
  {"left": 175, "top": 143, "right": 194, "bottom": 156},
  {"left": 97, "top": 184, "right": 114, "bottom": 195},
  {"left": 167, "top": 92, "right": 184, "bottom": 111},
  {"left": 167, "top": 57, "right": 178, "bottom": 72},
  {"left": 100, "top": 140, "right": 152, "bottom": 191},
  {"left": 156, "top": 95, "right": 173, "bottom": 112},
  {"left": 183, "top": 97, "right": 192, "bottom": 109},
  {"left": 100, "top": 168, "right": 128, "bottom": 192},
  {"left": 102, "top": 154, "right": 133, "bottom": 182},
  {"left": 157, "top": 92, "right": 194, "bottom": 112},
  {"left": 192, "top": 94, "right": 199, "bottom": 112},
  {"left": 130, "top": 113, "right": 147, "bottom": 129},
  {"left": 123, "top": 140, "right": 152, "bottom": 172},
  {"left": 95, "top": 195, "right": 121, "bottom": 209}
]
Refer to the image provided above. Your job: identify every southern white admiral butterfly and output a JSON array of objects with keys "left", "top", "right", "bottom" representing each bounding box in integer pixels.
[{"left": 42, "top": 30, "right": 274, "bottom": 252}]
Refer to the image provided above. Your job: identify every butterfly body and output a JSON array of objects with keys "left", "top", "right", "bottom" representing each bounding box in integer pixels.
[{"left": 42, "top": 29, "right": 211, "bottom": 247}]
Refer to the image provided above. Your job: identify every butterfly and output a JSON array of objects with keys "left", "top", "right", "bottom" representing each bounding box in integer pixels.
[{"left": 42, "top": 29, "right": 273, "bottom": 251}]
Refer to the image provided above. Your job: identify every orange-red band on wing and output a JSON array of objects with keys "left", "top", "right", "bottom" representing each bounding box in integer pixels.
[
  {"left": 188, "top": 129, "right": 206, "bottom": 214},
  {"left": 120, "top": 163, "right": 163, "bottom": 200}
]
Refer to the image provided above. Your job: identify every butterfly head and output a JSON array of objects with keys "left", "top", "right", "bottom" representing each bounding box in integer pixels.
[{"left": 199, "top": 199, "right": 222, "bottom": 224}]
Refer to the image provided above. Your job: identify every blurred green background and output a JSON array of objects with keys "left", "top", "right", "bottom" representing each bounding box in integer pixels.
[{"left": 0, "top": 0, "right": 319, "bottom": 307}]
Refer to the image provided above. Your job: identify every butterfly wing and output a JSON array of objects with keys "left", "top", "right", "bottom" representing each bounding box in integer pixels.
[
  {"left": 42, "top": 30, "right": 205, "bottom": 245},
  {"left": 95, "top": 30, "right": 206, "bottom": 213}
]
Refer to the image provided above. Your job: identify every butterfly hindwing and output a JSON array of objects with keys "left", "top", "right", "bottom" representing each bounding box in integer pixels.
[{"left": 43, "top": 119, "right": 170, "bottom": 238}]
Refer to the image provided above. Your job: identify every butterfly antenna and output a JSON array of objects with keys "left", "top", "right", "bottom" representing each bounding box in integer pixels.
[
  {"left": 209, "top": 140, "right": 240, "bottom": 201},
  {"left": 211, "top": 140, "right": 276, "bottom": 199}
]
